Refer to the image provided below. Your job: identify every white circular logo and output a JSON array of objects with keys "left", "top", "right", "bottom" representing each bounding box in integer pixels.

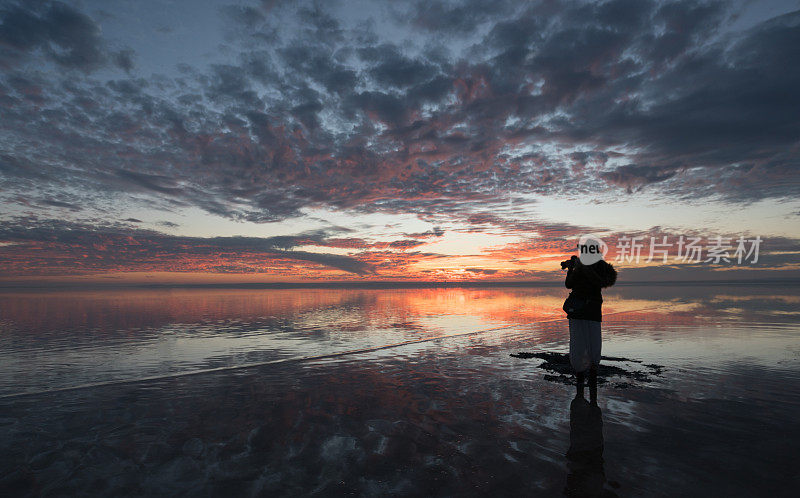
[{"left": 577, "top": 234, "right": 607, "bottom": 265}]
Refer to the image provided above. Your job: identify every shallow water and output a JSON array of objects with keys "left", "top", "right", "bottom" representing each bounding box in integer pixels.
[{"left": 0, "top": 284, "right": 798, "bottom": 496}]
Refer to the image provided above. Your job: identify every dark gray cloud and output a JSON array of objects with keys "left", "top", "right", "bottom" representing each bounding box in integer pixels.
[
  {"left": 600, "top": 164, "right": 681, "bottom": 193},
  {"left": 360, "top": 44, "right": 439, "bottom": 88},
  {"left": 0, "top": 0, "right": 798, "bottom": 228},
  {"left": 0, "top": 217, "right": 375, "bottom": 275},
  {"left": 0, "top": 1, "right": 119, "bottom": 71},
  {"left": 464, "top": 267, "right": 499, "bottom": 275},
  {"left": 111, "top": 48, "right": 135, "bottom": 72}
]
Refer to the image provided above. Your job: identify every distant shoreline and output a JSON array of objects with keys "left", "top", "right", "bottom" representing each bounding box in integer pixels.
[{"left": 0, "top": 279, "right": 798, "bottom": 290}]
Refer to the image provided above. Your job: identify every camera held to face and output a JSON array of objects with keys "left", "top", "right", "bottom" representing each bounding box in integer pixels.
[{"left": 561, "top": 255, "right": 578, "bottom": 270}]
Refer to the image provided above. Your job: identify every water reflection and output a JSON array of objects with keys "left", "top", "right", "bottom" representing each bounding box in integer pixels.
[
  {"left": 0, "top": 284, "right": 798, "bottom": 495},
  {"left": 0, "top": 284, "right": 798, "bottom": 397},
  {"left": 565, "top": 396, "right": 617, "bottom": 497}
]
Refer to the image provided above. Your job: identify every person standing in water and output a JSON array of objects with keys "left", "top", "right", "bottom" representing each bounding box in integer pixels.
[{"left": 563, "top": 241, "right": 617, "bottom": 402}]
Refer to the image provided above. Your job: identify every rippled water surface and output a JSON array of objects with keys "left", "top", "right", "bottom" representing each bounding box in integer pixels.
[{"left": 1, "top": 284, "right": 798, "bottom": 496}]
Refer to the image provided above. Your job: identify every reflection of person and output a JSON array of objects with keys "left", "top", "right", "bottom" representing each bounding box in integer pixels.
[
  {"left": 564, "top": 396, "right": 617, "bottom": 497},
  {"left": 564, "top": 256, "right": 617, "bottom": 401}
]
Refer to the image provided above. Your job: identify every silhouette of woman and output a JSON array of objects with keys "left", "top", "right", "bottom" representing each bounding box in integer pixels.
[{"left": 563, "top": 255, "right": 617, "bottom": 402}]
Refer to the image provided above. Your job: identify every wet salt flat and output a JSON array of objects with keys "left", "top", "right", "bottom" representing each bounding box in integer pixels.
[{"left": 0, "top": 284, "right": 799, "bottom": 496}]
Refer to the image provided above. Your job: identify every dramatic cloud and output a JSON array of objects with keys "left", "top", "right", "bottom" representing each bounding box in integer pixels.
[
  {"left": 0, "top": 217, "right": 375, "bottom": 276},
  {"left": 0, "top": 0, "right": 798, "bottom": 280},
  {"left": 3, "top": 214, "right": 795, "bottom": 282},
  {"left": 0, "top": 1, "right": 120, "bottom": 71}
]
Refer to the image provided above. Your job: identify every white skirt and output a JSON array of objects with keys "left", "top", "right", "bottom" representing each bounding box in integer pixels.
[{"left": 569, "top": 318, "right": 602, "bottom": 373}]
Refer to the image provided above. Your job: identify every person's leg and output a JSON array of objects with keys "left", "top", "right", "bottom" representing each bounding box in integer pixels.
[
  {"left": 570, "top": 319, "right": 592, "bottom": 371},
  {"left": 570, "top": 319, "right": 592, "bottom": 397},
  {"left": 569, "top": 319, "right": 587, "bottom": 388},
  {"left": 588, "top": 320, "right": 602, "bottom": 367},
  {"left": 587, "top": 321, "right": 602, "bottom": 403}
]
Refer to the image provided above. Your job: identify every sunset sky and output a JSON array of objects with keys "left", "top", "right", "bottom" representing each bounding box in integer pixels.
[{"left": 1, "top": 0, "right": 799, "bottom": 284}]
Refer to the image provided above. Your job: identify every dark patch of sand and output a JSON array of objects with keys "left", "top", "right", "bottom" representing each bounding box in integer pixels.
[{"left": 510, "top": 352, "right": 665, "bottom": 388}]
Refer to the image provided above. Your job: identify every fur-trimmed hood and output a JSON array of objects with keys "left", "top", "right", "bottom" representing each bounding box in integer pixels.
[{"left": 591, "top": 260, "right": 617, "bottom": 288}]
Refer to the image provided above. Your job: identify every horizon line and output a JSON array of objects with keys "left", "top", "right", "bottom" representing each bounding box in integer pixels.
[{"left": 1, "top": 278, "right": 798, "bottom": 290}]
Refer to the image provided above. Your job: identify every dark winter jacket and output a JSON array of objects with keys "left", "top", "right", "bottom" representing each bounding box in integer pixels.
[{"left": 564, "top": 260, "right": 617, "bottom": 322}]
